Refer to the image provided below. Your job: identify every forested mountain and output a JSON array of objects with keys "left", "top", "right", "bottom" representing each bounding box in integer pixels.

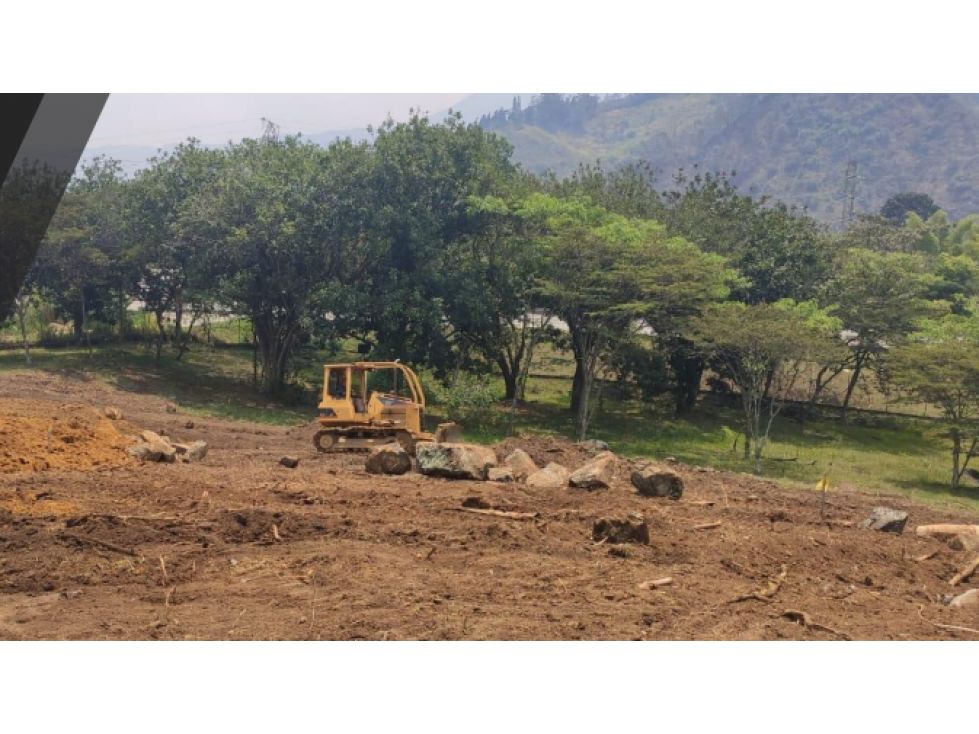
[{"left": 478, "top": 94, "right": 979, "bottom": 222}]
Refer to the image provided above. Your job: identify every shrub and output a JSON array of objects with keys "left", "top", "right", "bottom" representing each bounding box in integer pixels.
[{"left": 425, "top": 373, "right": 502, "bottom": 429}]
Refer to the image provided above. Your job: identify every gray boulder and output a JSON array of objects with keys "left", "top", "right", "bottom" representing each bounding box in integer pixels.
[
  {"left": 504, "top": 449, "right": 538, "bottom": 481},
  {"left": 631, "top": 464, "right": 684, "bottom": 500},
  {"left": 416, "top": 442, "right": 497, "bottom": 480},
  {"left": 279, "top": 455, "right": 300, "bottom": 469},
  {"left": 859, "top": 506, "right": 909, "bottom": 534},
  {"left": 185, "top": 440, "right": 208, "bottom": 462},
  {"left": 365, "top": 445, "right": 412, "bottom": 475},
  {"left": 525, "top": 462, "right": 571, "bottom": 489},
  {"left": 128, "top": 443, "right": 164, "bottom": 462},
  {"left": 569, "top": 451, "right": 616, "bottom": 489},
  {"left": 593, "top": 517, "right": 650, "bottom": 545},
  {"left": 579, "top": 439, "right": 610, "bottom": 452},
  {"left": 487, "top": 467, "right": 515, "bottom": 483},
  {"left": 949, "top": 589, "right": 979, "bottom": 609}
]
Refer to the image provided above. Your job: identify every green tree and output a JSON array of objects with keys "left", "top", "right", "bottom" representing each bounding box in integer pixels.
[
  {"left": 661, "top": 170, "right": 833, "bottom": 304},
  {"left": 0, "top": 159, "right": 69, "bottom": 324},
  {"left": 439, "top": 194, "right": 546, "bottom": 400},
  {"left": 127, "top": 141, "right": 224, "bottom": 359},
  {"left": 527, "top": 194, "right": 735, "bottom": 439},
  {"left": 363, "top": 113, "right": 519, "bottom": 368},
  {"left": 693, "top": 300, "right": 842, "bottom": 474},
  {"left": 35, "top": 160, "right": 127, "bottom": 351},
  {"left": 825, "top": 249, "right": 943, "bottom": 422},
  {"left": 543, "top": 160, "right": 663, "bottom": 220},
  {"left": 880, "top": 191, "right": 939, "bottom": 225},
  {"left": 190, "top": 136, "right": 375, "bottom": 392},
  {"left": 838, "top": 213, "right": 921, "bottom": 254},
  {"left": 889, "top": 312, "right": 979, "bottom": 488}
]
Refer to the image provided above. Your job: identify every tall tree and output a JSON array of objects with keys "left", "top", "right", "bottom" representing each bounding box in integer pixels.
[
  {"left": 825, "top": 249, "right": 943, "bottom": 422},
  {"left": 128, "top": 141, "right": 225, "bottom": 360},
  {"left": 35, "top": 160, "right": 127, "bottom": 349},
  {"left": 363, "top": 113, "right": 519, "bottom": 369},
  {"left": 527, "top": 194, "right": 735, "bottom": 438},
  {"left": 693, "top": 300, "right": 842, "bottom": 474},
  {"left": 880, "top": 191, "right": 939, "bottom": 225},
  {"left": 190, "top": 136, "right": 375, "bottom": 391},
  {"left": 439, "top": 194, "right": 545, "bottom": 400},
  {"left": 889, "top": 311, "right": 979, "bottom": 489}
]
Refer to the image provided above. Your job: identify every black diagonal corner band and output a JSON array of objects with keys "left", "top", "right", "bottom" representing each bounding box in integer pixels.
[
  {"left": 0, "top": 93, "right": 109, "bottom": 323},
  {"left": 0, "top": 94, "right": 44, "bottom": 185}
]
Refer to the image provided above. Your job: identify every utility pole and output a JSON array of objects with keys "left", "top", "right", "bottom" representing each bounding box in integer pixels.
[{"left": 840, "top": 160, "right": 858, "bottom": 230}]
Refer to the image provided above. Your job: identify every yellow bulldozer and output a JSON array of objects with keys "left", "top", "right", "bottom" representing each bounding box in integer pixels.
[{"left": 313, "top": 361, "right": 461, "bottom": 454}]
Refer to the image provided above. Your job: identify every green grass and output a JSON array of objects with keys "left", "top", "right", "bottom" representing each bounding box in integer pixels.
[
  {"left": 3, "top": 341, "right": 977, "bottom": 513},
  {"left": 0, "top": 344, "right": 311, "bottom": 426},
  {"left": 464, "top": 369, "right": 979, "bottom": 514}
]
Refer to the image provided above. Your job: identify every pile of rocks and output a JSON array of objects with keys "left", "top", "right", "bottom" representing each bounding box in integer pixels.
[
  {"left": 128, "top": 429, "right": 208, "bottom": 464},
  {"left": 361, "top": 440, "right": 685, "bottom": 500}
]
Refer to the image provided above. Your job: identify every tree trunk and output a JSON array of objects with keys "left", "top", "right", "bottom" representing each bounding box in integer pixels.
[
  {"left": 576, "top": 368, "right": 594, "bottom": 441},
  {"left": 117, "top": 276, "right": 126, "bottom": 342},
  {"left": 840, "top": 355, "right": 866, "bottom": 424},
  {"left": 153, "top": 309, "right": 166, "bottom": 366},
  {"left": 570, "top": 359, "right": 585, "bottom": 414},
  {"left": 173, "top": 294, "right": 184, "bottom": 358},
  {"left": 15, "top": 296, "right": 31, "bottom": 366},
  {"left": 254, "top": 313, "right": 300, "bottom": 393},
  {"left": 800, "top": 364, "right": 836, "bottom": 425},
  {"left": 498, "top": 357, "right": 518, "bottom": 401},
  {"left": 81, "top": 287, "right": 92, "bottom": 357},
  {"left": 952, "top": 429, "right": 962, "bottom": 489},
  {"left": 670, "top": 348, "right": 703, "bottom": 416}
]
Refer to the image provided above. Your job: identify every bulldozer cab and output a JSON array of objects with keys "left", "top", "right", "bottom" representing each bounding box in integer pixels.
[{"left": 318, "top": 362, "right": 426, "bottom": 434}]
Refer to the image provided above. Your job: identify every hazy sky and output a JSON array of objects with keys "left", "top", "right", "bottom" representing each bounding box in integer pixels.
[{"left": 87, "top": 93, "right": 470, "bottom": 148}]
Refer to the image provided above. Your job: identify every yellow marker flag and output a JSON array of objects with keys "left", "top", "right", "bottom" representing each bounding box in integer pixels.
[{"left": 814, "top": 475, "right": 831, "bottom": 492}]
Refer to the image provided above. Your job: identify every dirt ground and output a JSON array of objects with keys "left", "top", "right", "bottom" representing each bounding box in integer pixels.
[{"left": 1, "top": 371, "right": 978, "bottom": 640}]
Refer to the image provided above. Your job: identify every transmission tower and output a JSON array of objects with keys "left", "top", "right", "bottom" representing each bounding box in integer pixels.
[
  {"left": 840, "top": 160, "right": 858, "bottom": 230},
  {"left": 260, "top": 117, "right": 279, "bottom": 144}
]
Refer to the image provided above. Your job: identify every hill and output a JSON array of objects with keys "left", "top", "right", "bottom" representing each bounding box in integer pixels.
[{"left": 479, "top": 94, "right": 979, "bottom": 222}]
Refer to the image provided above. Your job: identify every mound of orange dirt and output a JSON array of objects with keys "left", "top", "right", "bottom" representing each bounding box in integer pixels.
[{"left": 0, "top": 399, "right": 136, "bottom": 473}]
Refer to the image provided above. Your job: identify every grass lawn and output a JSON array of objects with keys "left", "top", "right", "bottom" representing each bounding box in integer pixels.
[{"left": 2, "top": 342, "right": 976, "bottom": 512}]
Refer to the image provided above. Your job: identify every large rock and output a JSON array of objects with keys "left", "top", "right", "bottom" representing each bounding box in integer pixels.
[
  {"left": 365, "top": 445, "right": 411, "bottom": 475},
  {"left": 578, "top": 439, "right": 610, "bottom": 452},
  {"left": 569, "top": 451, "right": 616, "bottom": 489},
  {"left": 173, "top": 440, "right": 208, "bottom": 462},
  {"left": 128, "top": 443, "right": 164, "bottom": 462},
  {"left": 525, "top": 462, "right": 571, "bottom": 489},
  {"left": 416, "top": 442, "right": 497, "bottom": 480},
  {"left": 185, "top": 440, "right": 208, "bottom": 462},
  {"left": 949, "top": 589, "right": 979, "bottom": 609},
  {"left": 104, "top": 407, "right": 124, "bottom": 421},
  {"left": 140, "top": 430, "right": 168, "bottom": 445},
  {"left": 134, "top": 430, "right": 176, "bottom": 463},
  {"left": 631, "top": 464, "right": 684, "bottom": 500},
  {"left": 949, "top": 533, "right": 979, "bottom": 552},
  {"left": 487, "top": 467, "right": 515, "bottom": 483},
  {"left": 859, "top": 506, "right": 909, "bottom": 534},
  {"left": 504, "top": 449, "right": 538, "bottom": 481},
  {"left": 593, "top": 518, "right": 650, "bottom": 545},
  {"left": 279, "top": 455, "right": 300, "bottom": 469}
]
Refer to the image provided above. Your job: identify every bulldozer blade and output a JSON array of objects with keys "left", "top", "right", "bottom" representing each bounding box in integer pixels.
[{"left": 435, "top": 422, "right": 463, "bottom": 444}]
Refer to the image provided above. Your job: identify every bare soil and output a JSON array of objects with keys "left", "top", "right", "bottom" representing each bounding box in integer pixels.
[{"left": 1, "top": 371, "right": 978, "bottom": 640}]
